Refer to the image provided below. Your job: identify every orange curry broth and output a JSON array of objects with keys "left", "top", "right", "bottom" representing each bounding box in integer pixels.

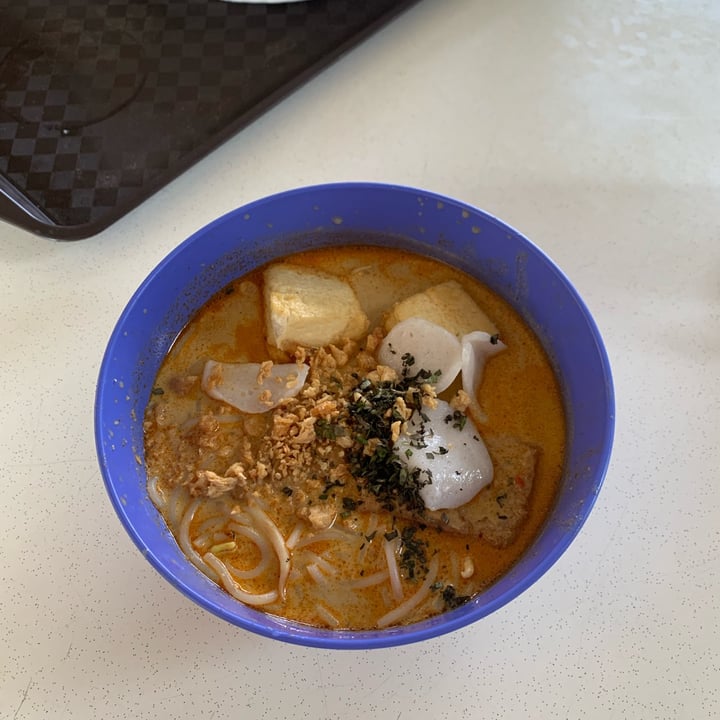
[{"left": 144, "top": 245, "right": 565, "bottom": 629}]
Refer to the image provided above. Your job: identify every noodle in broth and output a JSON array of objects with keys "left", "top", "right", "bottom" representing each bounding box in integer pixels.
[{"left": 143, "top": 245, "right": 565, "bottom": 629}]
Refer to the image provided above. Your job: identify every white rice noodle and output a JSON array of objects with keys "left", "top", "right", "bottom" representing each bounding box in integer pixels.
[
  {"left": 358, "top": 516, "right": 381, "bottom": 564},
  {"left": 306, "top": 563, "right": 327, "bottom": 585},
  {"left": 376, "top": 556, "right": 440, "bottom": 629},
  {"left": 364, "top": 514, "right": 379, "bottom": 539},
  {"left": 147, "top": 476, "right": 165, "bottom": 510},
  {"left": 194, "top": 516, "right": 226, "bottom": 537},
  {"left": 226, "top": 522, "right": 273, "bottom": 579},
  {"left": 294, "top": 527, "right": 357, "bottom": 549},
  {"left": 348, "top": 569, "right": 389, "bottom": 590},
  {"left": 302, "top": 551, "right": 338, "bottom": 576},
  {"left": 315, "top": 603, "right": 340, "bottom": 628},
  {"left": 168, "top": 485, "right": 190, "bottom": 529},
  {"left": 192, "top": 534, "right": 212, "bottom": 553},
  {"left": 247, "top": 499, "right": 291, "bottom": 599},
  {"left": 286, "top": 522, "right": 305, "bottom": 550},
  {"left": 191, "top": 516, "right": 227, "bottom": 552},
  {"left": 383, "top": 537, "right": 404, "bottom": 602},
  {"left": 193, "top": 532, "right": 214, "bottom": 551},
  {"left": 202, "top": 552, "right": 278, "bottom": 606},
  {"left": 179, "top": 498, "right": 218, "bottom": 580},
  {"left": 230, "top": 509, "right": 252, "bottom": 525}
]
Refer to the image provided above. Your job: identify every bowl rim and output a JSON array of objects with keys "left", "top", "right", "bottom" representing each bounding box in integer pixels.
[{"left": 95, "top": 181, "right": 615, "bottom": 649}]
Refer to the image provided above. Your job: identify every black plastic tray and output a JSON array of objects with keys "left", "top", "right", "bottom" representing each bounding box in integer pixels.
[{"left": 0, "top": 0, "right": 418, "bottom": 239}]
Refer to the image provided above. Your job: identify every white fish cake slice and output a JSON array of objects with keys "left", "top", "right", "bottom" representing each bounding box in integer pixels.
[
  {"left": 377, "top": 317, "right": 462, "bottom": 393},
  {"left": 394, "top": 399, "right": 494, "bottom": 511},
  {"left": 202, "top": 360, "right": 309, "bottom": 413},
  {"left": 461, "top": 331, "right": 507, "bottom": 415}
]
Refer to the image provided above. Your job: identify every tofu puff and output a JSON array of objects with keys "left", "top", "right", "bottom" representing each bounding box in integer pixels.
[{"left": 144, "top": 246, "right": 565, "bottom": 630}]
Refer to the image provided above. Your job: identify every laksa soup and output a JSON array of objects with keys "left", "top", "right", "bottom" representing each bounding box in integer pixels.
[{"left": 143, "top": 245, "right": 565, "bottom": 630}]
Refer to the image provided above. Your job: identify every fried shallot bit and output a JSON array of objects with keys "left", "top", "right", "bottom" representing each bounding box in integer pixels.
[
  {"left": 390, "top": 420, "right": 402, "bottom": 444},
  {"left": 328, "top": 344, "right": 349, "bottom": 367},
  {"left": 301, "top": 378, "right": 321, "bottom": 399},
  {"left": 367, "top": 364, "right": 398, "bottom": 384},
  {"left": 310, "top": 397, "right": 340, "bottom": 418},
  {"left": 190, "top": 466, "right": 245, "bottom": 499},
  {"left": 312, "top": 347, "right": 337, "bottom": 371},
  {"left": 256, "top": 360, "right": 274, "bottom": 383},
  {"left": 393, "top": 396, "right": 412, "bottom": 421},
  {"left": 364, "top": 327, "right": 383, "bottom": 353},
  {"left": 356, "top": 351, "right": 377, "bottom": 371},
  {"left": 450, "top": 388, "right": 472, "bottom": 412},
  {"left": 291, "top": 417, "right": 317, "bottom": 445}
]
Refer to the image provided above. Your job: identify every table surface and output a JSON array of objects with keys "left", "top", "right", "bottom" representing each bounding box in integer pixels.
[{"left": 2, "top": 1, "right": 718, "bottom": 718}]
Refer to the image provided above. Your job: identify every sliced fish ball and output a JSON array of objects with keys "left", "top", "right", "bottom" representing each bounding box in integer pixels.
[
  {"left": 201, "top": 360, "right": 309, "bottom": 414},
  {"left": 460, "top": 331, "right": 506, "bottom": 400},
  {"left": 377, "top": 317, "right": 462, "bottom": 393},
  {"left": 394, "top": 400, "right": 493, "bottom": 511}
]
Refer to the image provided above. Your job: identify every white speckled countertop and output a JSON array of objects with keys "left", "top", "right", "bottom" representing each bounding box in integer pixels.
[{"left": 2, "top": 1, "right": 719, "bottom": 718}]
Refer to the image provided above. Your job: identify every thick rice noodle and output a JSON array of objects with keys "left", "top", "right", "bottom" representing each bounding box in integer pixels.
[{"left": 143, "top": 245, "right": 566, "bottom": 630}]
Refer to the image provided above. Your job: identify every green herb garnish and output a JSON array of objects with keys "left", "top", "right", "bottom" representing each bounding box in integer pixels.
[
  {"left": 316, "top": 419, "right": 342, "bottom": 440},
  {"left": 398, "top": 526, "right": 428, "bottom": 580},
  {"left": 440, "top": 584, "right": 471, "bottom": 610}
]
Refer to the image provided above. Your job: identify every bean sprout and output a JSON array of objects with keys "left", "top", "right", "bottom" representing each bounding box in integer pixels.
[
  {"left": 315, "top": 603, "right": 340, "bottom": 628},
  {"left": 302, "top": 551, "right": 338, "bottom": 576},
  {"left": 348, "top": 569, "right": 389, "bottom": 589},
  {"left": 306, "top": 564, "right": 326, "bottom": 585}
]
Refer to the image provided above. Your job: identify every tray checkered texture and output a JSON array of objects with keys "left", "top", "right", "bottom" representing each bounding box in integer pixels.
[{"left": 0, "top": 0, "right": 416, "bottom": 237}]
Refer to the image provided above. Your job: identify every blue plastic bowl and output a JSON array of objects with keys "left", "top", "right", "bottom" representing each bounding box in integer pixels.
[{"left": 95, "top": 182, "right": 614, "bottom": 649}]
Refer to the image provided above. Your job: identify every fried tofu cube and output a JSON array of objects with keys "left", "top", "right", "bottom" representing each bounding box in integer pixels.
[
  {"left": 264, "top": 264, "right": 369, "bottom": 351},
  {"left": 384, "top": 280, "right": 498, "bottom": 338}
]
